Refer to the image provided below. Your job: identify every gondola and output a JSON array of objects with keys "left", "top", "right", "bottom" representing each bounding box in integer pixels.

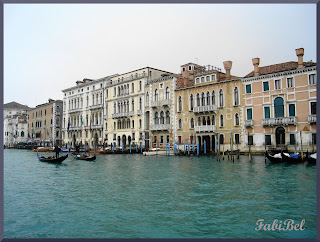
[
  {"left": 303, "top": 151, "right": 317, "bottom": 164},
  {"left": 72, "top": 153, "right": 96, "bottom": 161},
  {"left": 265, "top": 151, "right": 283, "bottom": 163},
  {"left": 280, "top": 151, "right": 303, "bottom": 164},
  {"left": 37, "top": 154, "right": 68, "bottom": 163}
]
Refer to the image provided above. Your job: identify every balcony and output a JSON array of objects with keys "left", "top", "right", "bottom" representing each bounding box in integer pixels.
[
  {"left": 162, "top": 99, "right": 170, "bottom": 106},
  {"left": 151, "top": 101, "right": 159, "bottom": 108},
  {"left": 195, "top": 125, "right": 216, "bottom": 132},
  {"left": 308, "top": 114, "right": 316, "bottom": 123},
  {"left": 90, "top": 104, "right": 103, "bottom": 110},
  {"left": 262, "top": 116, "right": 297, "bottom": 126},
  {"left": 193, "top": 105, "right": 217, "bottom": 113},
  {"left": 137, "top": 110, "right": 142, "bottom": 116},
  {"left": 69, "top": 108, "right": 81, "bottom": 114},
  {"left": 244, "top": 120, "right": 254, "bottom": 127},
  {"left": 150, "top": 124, "right": 170, "bottom": 131},
  {"left": 92, "top": 124, "right": 103, "bottom": 129},
  {"left": 112, "top": 112, "right": 129, "bottom": 119}
]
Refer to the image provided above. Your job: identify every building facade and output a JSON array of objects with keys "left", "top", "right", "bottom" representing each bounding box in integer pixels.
[
  {"left": 3, "top": 102, "right": 31, "bottom": 147},
  {"left": 104, "top": 67, "right": 172, "bottom": 149},
  {"left": 175, "top": 62, "right": 244, "bottom": 153},
  {"left": 242, "top": 48, "right": 317, "bottom": 152},
  {"left": 28, "top": 99, "right": 63, "bottom": 146}
]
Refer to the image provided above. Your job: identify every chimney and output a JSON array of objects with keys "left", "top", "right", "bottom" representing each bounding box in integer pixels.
[
  {"left": 252, "top": 58, "right": 260, "bottom": 76},
  {"left": 296, "top": 48, "right": 304, "bottom": 68},
  {"left": 223, "top": 61, "right": 232, "bottom": 80}
]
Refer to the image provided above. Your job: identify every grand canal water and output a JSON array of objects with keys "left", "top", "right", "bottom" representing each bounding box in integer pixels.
[{"left": 4, "top": 149, "right": 317, "bottom": 238}]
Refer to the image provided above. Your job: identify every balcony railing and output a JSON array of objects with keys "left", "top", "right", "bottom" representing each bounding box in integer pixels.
[
  {"left": 151, "top": 101, "right": 159, "bottom": 108},
  {"left": 244, "top": 120, "right": 254, "bottom": 127},
  {"left": 69, "top": 108, "right": 81, "bottom": 114},
  {"left": 106, "top": 73, "right": 147, "bottom": 87},
  {"left": 112, "top": 112, "right": 129, "bottom": 119},
  {"left": 162, "top": 99, "right": 170, "bottom": 106},
  {"left": 195, "top": 125, "right": 216, "bottom": 132},
  {"left": 262, "top": 116, "right": 297, "bottom": 126},
  {"left": 150, "top": 124, "right": 170, "bottom": 131},
  {"left": 90, "top": 104, "right": 103, "bottom": 110},
  {"left": 193, "top": 105, "right": 217, "bottom": 113},
  {"left": 137, "top": 110, "right": 142, "bottom": 115},
  {"left": 308, "top": 114, "right": 316, "bottom": 123},
  {"left": 92, "top": 124, "right": 103, "bottom": 129}
]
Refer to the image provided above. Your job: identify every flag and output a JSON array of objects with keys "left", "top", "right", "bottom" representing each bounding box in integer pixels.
[
  {"left": 67, "top": 119, "right": 70, "bottom": 133},
  {"left": 80, "top": 116, "right": 83, "bottom": 133}
]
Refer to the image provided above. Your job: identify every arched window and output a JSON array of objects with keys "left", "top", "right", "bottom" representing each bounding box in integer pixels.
[
  {"left": 198, "top": 117, "right": 201, "bottom": 126},
  {"left": 234, "top": 87, "right": 239, "bottom": 106},
  {"left": 146, "top": 92, "right": 149, "bottom": 104},
  {"left": 178, "top": 96, "right": 182, "bottom": 111},
  {"left": 114, "top": 103, "right": 116, "bottom": 113},
  {"left": 165, "top": 87, "right": 170, "bottom": 99},
  {"left": 219, "top": 89, "right": 224, "bottom": 107},
  {"left": 197, "top": 93, "right": 200, "bottom": 106},
  {"left": 154, "top": 112, "right": 159, "bottom": 124},
  {"left": 190, "top": 118, "right": 194, "bottom": 128},
  {"left": 220, "top": 114, "right": 224, "bottom": 127},
  {"left": 166, "top": 111, "right": 170, "bottom": 124},
  {"left": 219, "top": 134, "right": 224, "bottom": 145},
  {"left": 131, "top": 99, "right": 134, "bottom": 111},
  {"left": 154, "top": 89, "right": 159, "bottom": 101},
  {"left": 190, "top": 94, "right": 194, "bottom": 110},
  {"left": 96, "top": 94, "right": 99, "bottom": 104},
  {"left": 206, "top": 91, "right": 210, "bottom": 106},
  {"left": 160, "top": 111, "right": 165, "bottom": 124},
  {"left": 86, "top": 96, "right": 89, "bottom": 107},
  {"left": 235, "top": 113, "right": 239, "bottom": 126},
  {"left": 178, "top": 119, "right": 182, "bottom": 129},
  {"left": 207, "top": 116, "right": 211, "bottom": 125},
  {"left": 132, "top": 120, "right": 134, "bottom": 128},
  {"left": 212, "top": 115, "right": 215, "bottom": 125},
  {"left": 21, "top": 131, "right": 24, "bottom": 137},
  {"left": 139, "top": 119, "right": 142, "bottom": 128},
  {"left": 274, "top": 97, "right": 284, "bottom": 118},
  {"left": 202, "top": 116, "right": 206, "bottom": 125},
  {"left": 139, "top": 97, "right": 142, "bottom": 110},
  {"left": 201, "top": 92, "right": 205, "bottom": 106}
]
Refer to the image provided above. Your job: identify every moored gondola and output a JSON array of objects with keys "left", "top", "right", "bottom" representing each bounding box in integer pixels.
[
  {"left": 265, "top": 151, "right": 283, "bottom": 163},
  {"left": 37, "top": 154, "right": 68, "bottom": 163},
  {"left": 280, "top": 151, "right": 303, "bottom": 164},
  {"left": 72, "top": 153, "right": 96, "bottom": 161},
  {"left": 303, "top": 151, "right": 317, "bottom": 164}
]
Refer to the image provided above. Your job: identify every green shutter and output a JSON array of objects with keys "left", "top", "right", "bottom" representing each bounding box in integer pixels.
[
  {"left": 265, "top": 135, "right": 271, "bottom": 145},
  {"left": 246, "top": 84, "right": 251, "bottom": 94},
  {"left": 289, "top": 104, "right": 295, "bottom": 117},
  {"left": 247, "top": 108, "right": 252, "bottom": 120},
  {"left": 264, "top": 107, "right": 270, "bottom": 119},
  {"left": 263, "top": 82, "right": 269, "bottom": 91},
  {"left": 290, "top": 134, "right": 295, "bottom": 145}
]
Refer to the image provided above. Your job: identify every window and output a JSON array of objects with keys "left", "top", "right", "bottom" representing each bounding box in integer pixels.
[
  {"left": 154, "top": 89, "right": 158, "bottom": 101},
  {"left": 178, "top": 136, "right": 182, "bottom": 145},
  {"left": 160, "top": 83, "right": 163, "bottom": 89},
  {"left": 160, "top": 111, "right": 164, "bottom": 124},
  {"left": 165, "top": 87, "right": 170, "bottom": 99},
  {"left": 219, "top": 90, "right": 224, "bottom": 107},
  {"left": 211, "top": 91, "right": 215, "bottom": 105},
  {"left": 309, "top": 74, "right": 316, "bottom": 85},
  {"left": 290, "top": 134, "right": 295, "bottom": 145},
  {"left": 182, "top": 67, "right": 186, "bottom": 72},
  {"left": 190, "top": 118, "right": 194, "bottom": 128},
  {"left": 312, "top": 133, "right": 316, "bottom": 145},
  {"left": 211, "top": 75, "right": 216, "bottom": 81},
  {"left": 160, "top": 136, "right": 164, "bottom": 144},
  {"left": 167, "top": 135, "right": 170, "bottom": 143},
  {"left": 311, "top": 102, "right": 316, "bottom": 115},
  {"left": 206, "top": 76, "right": 210, "bottom": 82},
  {"left": 287, "top": 77, "right": 294, "bottom": 88},
  {"left": 139, "top": 81, "right": 142, "bottom": 91},
  {"left": 178, "top": 96, "right": 182, "bottom": 112},
  {"left": 235, "top": 113, "right": 239, "bottom": 126},
  {"left": 206, "top": 91, "right": 210, "bottom": 106},
  {"left": 166, "top": 111, "right": 170, "bottom": 124},
  {"left": 248, "top": 135, "right": 253, "bottom": 145},
  {"left": 132, "top": 120, "right": 134, "bottom": 128},
  {"left": 235, "top": 134, "right": 240, "bottom": 144},
  {"left": 21, "top": 131, "right": 24, "bottom": 137},
  {"left": 196, "top": 78, "right": 200, "bottom": 84},
  {"left": 246, "top": 84, "right": 252, "bottom": 94},
  {"left": 212, "top": 115, "right": 215, "bottom": 125},
  {"left": 274, "top": 97, "right": 284, "bottom": 118},
  {"left": 289, "top": 104, "right": 295, "bottom": 117},
  {"left": 190, "top": 94, "right": 194, "bottom": 110},
  {"left": 265, "top": 135, "right": 271, "bottom": 145},
  {"left": 146, "top": 92, "right": 149, "bottom": 104},
  {"left": 275, "top": 79, "right": 281, "bottom": 90},
  {"left": 201, "top": 93, "right": 205, "bottom": 106},
  {"left": 132, "top": 83, "right": 134, "bottom": 93},
  {"left": 219, "top": 134, "right": 224, "bottom": 145},
  {"left": 154, "top": 112, "right": 159, "bottom": 124},
  {"left": 234, "top": 87, "right": 239, "bottom": 106},
  {"left": 247, "top": 108, "right": 252, "bottom": 120},
  {"left": 188, "top": 66, "right": 192, "bottom": 71},
  {"left": 178, "top": 119, "right": 182, "bottom": 129},
  {"left": 220, "top": 115, "right": 224, "bottom": 127},
  {"left": 139, "top": 119, "right": 142, "bottom": 128},
  {"left": 264, "top": 106, "right": 270, "bottom": 119},
  {"left": 201, "top": 77, "right": 205, "bottom": 83},
  {"left": 263, "top": 81, "right": 269, "bottom": 91}
]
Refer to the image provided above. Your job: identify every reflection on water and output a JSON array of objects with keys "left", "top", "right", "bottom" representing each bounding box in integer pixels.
[{"left": 4, "top": 150, "right": 316, "bottom": 238}]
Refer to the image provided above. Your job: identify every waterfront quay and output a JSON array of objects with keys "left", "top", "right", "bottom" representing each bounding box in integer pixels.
[{"left": 4, "top": 149, "right": 316, "bottom": 238}]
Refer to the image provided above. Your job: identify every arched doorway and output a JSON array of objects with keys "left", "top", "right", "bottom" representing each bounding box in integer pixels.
[
  {"left": 276, "top": 127, "right": 285, "bottom": 146},
  {"left": 122, "top": 135, "right": 126, "bottom": 147},
  {"left": 117, "top": 136, "right": 121, "bottom": 147},
  {"left": 128, "top": 136, "right": 131, "bottom": 145}
]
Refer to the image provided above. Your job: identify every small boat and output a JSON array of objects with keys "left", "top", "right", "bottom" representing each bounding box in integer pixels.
[
  {"left": 33, "top": 147, "right": 50, "bottom": 152},
  {"left": 265, "top": 151, "right": 283, "bottom": 163},
  {"left": 37, "top": 154, "right": 68, "bottom": 163},
  {"left": 72, "top": 153, "right": 96, "bottom": 161},
  {"left": 143, "top": 148, "right": 175, "bottom": 156},
  {"left": 304, "top": 152, "right": 317, "bottom": 164},
  {"left": 281, "top": 151, "right": 303, "bottom": 164}
]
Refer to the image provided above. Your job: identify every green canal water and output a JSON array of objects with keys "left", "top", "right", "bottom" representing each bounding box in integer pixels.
[{"left": 4, "top": 149, "right": 317, "bottom": 238}]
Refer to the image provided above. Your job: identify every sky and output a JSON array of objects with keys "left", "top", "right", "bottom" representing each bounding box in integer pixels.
[{"left": 4, "top": 4, "right": 317, "bottom": 108}]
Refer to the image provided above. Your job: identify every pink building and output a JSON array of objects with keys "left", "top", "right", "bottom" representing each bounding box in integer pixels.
[{"left": 242, "top": 48, "right": 316, "bottom": 153}]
